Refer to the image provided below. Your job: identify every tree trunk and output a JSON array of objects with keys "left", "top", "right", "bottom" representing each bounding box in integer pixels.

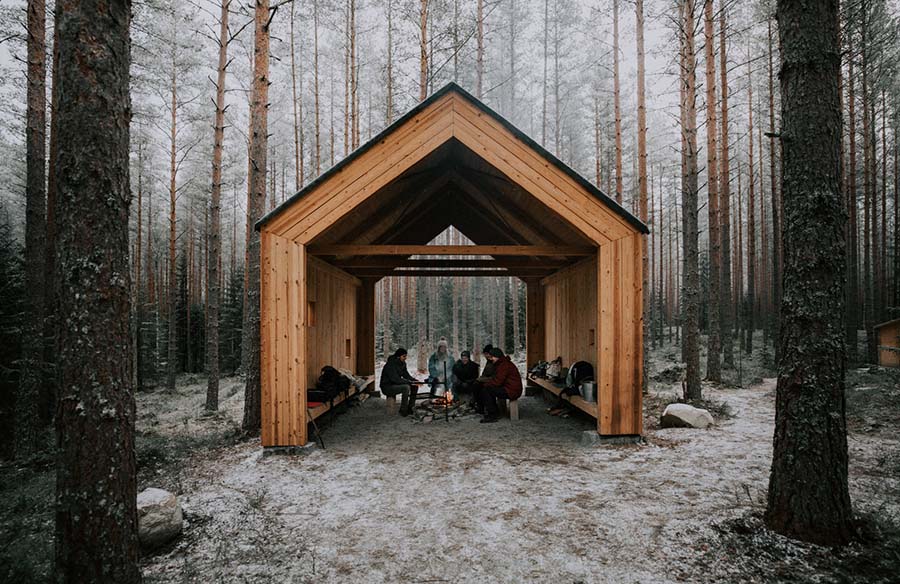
[
  {"left": 767, "top": 0, "right": 854, "bottom": 546},
  {"left": 719, "top": 3, "right": 734, "bottom": 367},
  {"left": 54, "top": 0, "right": 141, "bottom": 579},
  {"left": 17, "top": 0, "right": 47, "bottom": 459},
  {"left": 350, "top": 0, "right": 358, "bottom": 149},
  {"left": 43, "top": 7, "right": 61, "bottom": 424},
  {"left": 476, "top": 0, "right": 483, "bottom": 99},
  {"left": 420, "top": 0, "right": 428, "bottom": 101},
  {"left": 704, "top": 0, "right": 721, "bottom": 383},
  {"left": 636, "top": 0, "right": 648, "bottom": 391},
  {"left": 207, "top": 0, "right": 230, "bottom": 412},
  {"left": 290, "top": 2, "right": 303, "bottom": 190},
  {"left": 613, "top": 0, "right": 623, "bottom": 205},
  {"left": 768, "top": 20, "right": 782, "bottom": 356},
  {"left": 846, "top": 25, "right": 858, "bottom": 362},
  {"left": 861, "top": 16, "right": 875, "bottom": 363},
  {"left": 314, "top": 0, "right": 321, "bottom": 175},
  {"left": 747, "top": 73, "right": 757, "bottom": 354},
  {"left": 680, "top": 0, "right": 701, "bottom": 400},
  {"left": 167, "top": 49, "right": 178, "bottom": 391},
  {"left": 541, "top": 0, "right": 549, "bottom": 145},
  {"left": 243, "top": 0, "right": 271, "bottom": 433},
  {"left": 134, "top": 145, "right": 143, "bottom": 392}
]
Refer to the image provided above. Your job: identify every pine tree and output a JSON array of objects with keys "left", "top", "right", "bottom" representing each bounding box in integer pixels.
[
  {"left": 243, "top": 0, "right": 272, "bottom": 433},
  {"left": 53, "top": 0, "right": 141, "bottom": 578},
  {"left": 767, "top": 0, "right": 854, "bottom": 546},
  {"left": 17, "top": 0, "right": 47, "bottom": 459}
]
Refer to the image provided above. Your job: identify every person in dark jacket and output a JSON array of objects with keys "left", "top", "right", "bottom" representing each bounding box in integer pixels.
[
  {"left": 380, "top": 348, "right": 420, "bottom": 416},
  {"left": 476, "top": 347, "right": 523, "bottom": 423},
  {"left": 451, "top": 351, "right": 479, "bottom": 396},
  {"left": 471, "top": 344, "right": 496, "bottom": 412}
]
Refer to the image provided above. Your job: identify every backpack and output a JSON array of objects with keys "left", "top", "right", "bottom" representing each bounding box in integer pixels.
[
  {"left": 563, "top": 361, "right": 594, "bottom": 396},
  {"left": 310, "top": 366, "right": 351, "bottom": 405}
]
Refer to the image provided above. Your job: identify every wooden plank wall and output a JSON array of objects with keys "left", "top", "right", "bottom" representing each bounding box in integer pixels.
[
  {"left": 261, "top": 231, "right": 307, "bottom": 447},
  {"left": 597, "top": 233, "right": 643, "bottom": 436},
  {"left": 306, "top": 257, "right": 360, "bottom": 387},
  {"left": 542, "top": 257, "right": 598, "bottom": 375},
  {"left": 878, "top": 322, "right": 900, "bottom": 367}
]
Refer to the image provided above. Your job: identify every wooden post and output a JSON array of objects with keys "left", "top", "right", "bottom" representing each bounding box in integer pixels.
[
  {"left": 357, "top": 277, "right": 377, "bottom": 376},
  {"left": 525, "top": 278, "right": 545, "bottom": 380}
]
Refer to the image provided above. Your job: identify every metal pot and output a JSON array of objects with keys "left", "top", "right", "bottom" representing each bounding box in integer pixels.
[{"left": 580, "top": 381, "right": 597, "bottom": 403}]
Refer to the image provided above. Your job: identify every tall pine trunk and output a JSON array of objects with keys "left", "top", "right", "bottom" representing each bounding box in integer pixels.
[
  {"left": 680, "top": 0, "right": 701, "bottom": 400},
  {"left": 167, "top": 44, "right": 178, "bottom": 391},
  {"left": 243, "top": 0, "right": 271, "bottom": 433},
  {"left": 704, "top": 0, "right": 722, "bottom": 382},
  {"left": 207, "top": 0, "right": 230, "bottom": 412},
  {"left": 54, "top": 0, "right": 141, "bottom": 579},
  {"left": 846, "top": 26, "right": 858, "bottom": 362},
  {"left": 719, "top": 4, "right": 734, "bottom": 367},
  {"left": 636, "top": 0, "right": 649, "bottom": 391},
  {"left": 17, "top": 0, "right": 47, "bottom": 459},
  {"left": 767, "top": 0, "right": 854, "bottom": 545},
  {"left": 613, "top": 0, "right": 623, "bottom": 205},
  {"left": 747, "top": 73, "right": 757, "bottom": 354}
]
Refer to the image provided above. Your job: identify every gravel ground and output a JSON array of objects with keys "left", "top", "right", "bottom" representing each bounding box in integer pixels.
[{"left": 139, "top": 375, "right": 801, "bottom": 583}]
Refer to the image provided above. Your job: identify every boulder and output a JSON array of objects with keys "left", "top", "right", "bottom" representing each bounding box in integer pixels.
[
  {"left": 660, "top": 403, "right": 714, "bottom": 429},
  {"left": 137, "top": 488, "right": 183, "bottom": 549}
]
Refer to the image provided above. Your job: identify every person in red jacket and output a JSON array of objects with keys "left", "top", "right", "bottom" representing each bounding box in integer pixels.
[{"left": 477, "top": 347, "right": 523, "bottom": 423}]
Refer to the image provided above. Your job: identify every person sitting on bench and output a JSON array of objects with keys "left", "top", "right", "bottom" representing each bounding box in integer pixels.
[
  {"left": 380, "top": 348, "right": 420, "bottom": 416},
  {"left": 477, "top": 347, "right": 523, "bottom": 423},
  {"left": 451, "top": 351, "right": 479, "bottom": 397}
]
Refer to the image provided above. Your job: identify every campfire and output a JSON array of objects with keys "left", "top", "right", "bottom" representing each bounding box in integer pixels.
[
  {"left": 430, "top": 389, "right": 454, "bottom": 407},
  {"left": 412, "top": 389, "right": 479, "bottom": 423}
]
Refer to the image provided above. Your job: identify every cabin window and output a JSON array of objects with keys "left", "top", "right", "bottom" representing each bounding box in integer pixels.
[
  {"left": 308, "top": 301, "right": 316, "bottom": 327},
  {"left": 589, "top": 329, "right": 595, "bottom": 346},
  {"left": 345, "top": 339, "right": 352, "bottom": 358}
]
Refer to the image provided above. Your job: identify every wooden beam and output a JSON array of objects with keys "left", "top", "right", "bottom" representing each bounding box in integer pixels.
[
  {"left": 333, "top": 258, "right": 564, "bottom": 268},
  {"left": 348, "top": 269, "right": 554, "bottom": 278},
  {"left": 309, "top": 245, "right": 595, "bottom": 256}
]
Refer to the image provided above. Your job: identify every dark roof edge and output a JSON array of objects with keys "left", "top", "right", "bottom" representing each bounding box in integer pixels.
[
  {"left": 256, "top": 82, "right": 650, "bottom": 236},
  {"left": 874, "top": 318, "right": 900, "bottom": 330}
]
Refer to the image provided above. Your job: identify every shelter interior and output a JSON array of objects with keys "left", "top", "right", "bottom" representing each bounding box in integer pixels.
[{"left": 257, "top": 84, "right": 646, "bottom": 448}]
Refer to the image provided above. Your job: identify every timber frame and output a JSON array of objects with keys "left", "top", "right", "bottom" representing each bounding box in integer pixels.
[{"left": 256, "top": 83, "right": 649, "bottom": 447}]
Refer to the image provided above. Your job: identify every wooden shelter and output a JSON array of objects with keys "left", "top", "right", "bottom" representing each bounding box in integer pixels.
[
  {"left": 255, "top": 83, "right": 649, "bottom": 447},
  {"left": 874, "top": 318, "right": 900, "bottom": 368}
]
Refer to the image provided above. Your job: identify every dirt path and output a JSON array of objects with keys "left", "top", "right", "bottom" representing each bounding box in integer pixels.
[{"left": 143, "top": 381, "right": 781, "bottom": 583}]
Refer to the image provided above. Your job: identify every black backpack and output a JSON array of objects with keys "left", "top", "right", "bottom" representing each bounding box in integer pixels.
[{"left": 309, "top": 366, "right": 351, "bottom": 405}]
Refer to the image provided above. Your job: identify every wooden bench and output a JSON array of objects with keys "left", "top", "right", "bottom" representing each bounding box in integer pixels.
[
  {"left": 528, "top": 375, "right": 597, "bottom": 419},
  {"left": 307, "top": 375, "right": 375, "bottom": 421},
  {"left": 497, "top": 398, "right": 519, "bottom": 421}
]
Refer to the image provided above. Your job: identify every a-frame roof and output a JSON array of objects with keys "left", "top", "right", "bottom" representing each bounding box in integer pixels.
[{"left": 257, "top": 83, "right": 649, "bottom": 246}]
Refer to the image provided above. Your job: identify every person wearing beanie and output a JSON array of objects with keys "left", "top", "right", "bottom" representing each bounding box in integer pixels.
[
  {"left": 451, "top": 350, "right": 479, "bottom": 397},
  {"left": 379, "top": 347, "right": 421, "bottom": 416},
  {"left": 427, "top": 337, "right": 456, "bottom": 397},
  {"left": 476, "top": 347, "right": 523, "bottom": 423}
]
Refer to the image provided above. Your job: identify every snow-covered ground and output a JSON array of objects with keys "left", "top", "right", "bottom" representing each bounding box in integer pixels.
[
  {"left": 137, "top": 375, "right": 844, "bottom": 583},
  {"left": 3, "top": 346, "right": 897, "bottom": 583}
]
